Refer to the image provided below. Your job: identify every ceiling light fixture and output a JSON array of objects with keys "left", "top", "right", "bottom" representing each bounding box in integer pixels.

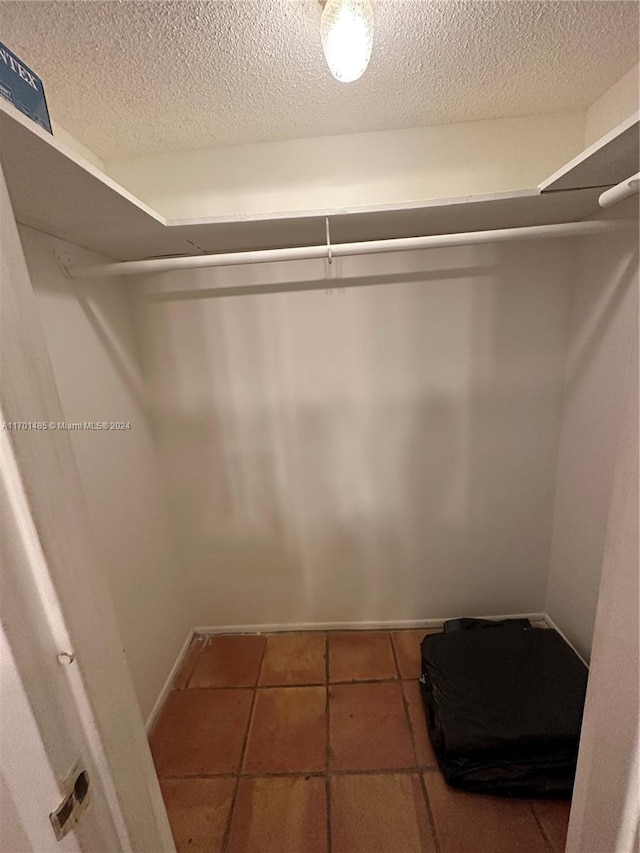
[{"left": 320, "top": 0, "right": 374, "bottom": 83}]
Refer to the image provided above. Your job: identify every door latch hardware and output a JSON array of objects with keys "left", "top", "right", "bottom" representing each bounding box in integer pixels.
[{"left": 50, "top": 763, "right": 90, "bottom": 841}]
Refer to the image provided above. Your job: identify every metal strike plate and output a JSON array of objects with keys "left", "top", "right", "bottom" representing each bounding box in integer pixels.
[{"left": 50, "top": 761, "right": 91, "bottom": 841}]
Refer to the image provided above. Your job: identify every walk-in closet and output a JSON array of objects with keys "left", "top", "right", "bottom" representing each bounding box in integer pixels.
[{"left": 1, "top": 3, "right": 638, "bottom": 852}]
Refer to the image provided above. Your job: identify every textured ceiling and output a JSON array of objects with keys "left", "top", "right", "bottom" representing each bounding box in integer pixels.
[{"left": 1, "top": 1, "right": 638, "bottom": 160}]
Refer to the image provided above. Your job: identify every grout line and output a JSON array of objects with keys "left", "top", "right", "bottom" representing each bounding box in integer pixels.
[
  {"left": 159, "top": 772, "right": 239, "bottom": 780},
  {"left": 219, "top": 747, "right": 244, "bottom": 853},
  {"left": 182, "top": 674, "right": 422, "bottom": 691},
  {"left": 419, "top": 770, "right": 442, "bottom": 853},
  {"left": 388, "top": 630, "right": 402, "bottom": 681},
  {"left": 158, "top": 767, "right": 430, "bottom": 780},
  {"left": 390, "top": 636, "right": 442, "bottom": 853},
  {"left": 254, "top": 635, "right": 268, "bottom": 688},
  {"left": 393, "top": 676, "right": 416, "bottom": 768},
  {"left": 158, "top": 770, "right": 326, "bottom": 780},
  {"left": 327, "top": 675, "right": 400, "bottom": 684},
  {"left": 325, "top": 632, "right": 332, "bottom": 853},
  {"left": 245, "top": 639, "right": 268, "bottom": 763},
  {"left": 387, "top": 630, "right": 442, "bottom": 833},
  {"left": 185, "top": 682, "right": 325, "bottom": 691},
  {"left": 220, "top": 640, "right": 268, "bottom": 853},
  {"left": 528, "top": 801, "right": 557, "bottom": 853}
]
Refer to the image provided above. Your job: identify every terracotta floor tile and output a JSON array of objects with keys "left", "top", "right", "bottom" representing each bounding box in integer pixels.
[
  {"left": 189, "top": 634, "right": 265, "bottom": 688},
  {"left": 159, "top": 777, "right": 235, "bottom": 853},
  {"left": 331, "top": 773, "right": 436, "bottom": 853},
  {"left": 150, "top": 689, "right": 252, "bottom": 776},
  {"left": 259, "top": 632, "right": 326, "bottom": 686},
  {"left": 531, "top": 800, "right": 571, "bottom": 852},
  {"left": 173, "top": 636, "right": 205, "bottom": 689},
  {"left": 228, "top": 776, "right": 327, "bottom": 853},
  {"left": 243, "top": 687, "right": 326, "bottom": 773},
  {"left": 391, "top": 629, "right": 441, "bottom": 680},
  {"left": 329, "top": 631, "right": 397, "bottom": 682},
  {"left": 424, "top": 771, "right": 549, "bottom": 853},
  {"left": 329, "top": 682, "right": 415, "bottom": 771},
  {"left": 402, "top": 680, "right": 437, "bottom": 767}
]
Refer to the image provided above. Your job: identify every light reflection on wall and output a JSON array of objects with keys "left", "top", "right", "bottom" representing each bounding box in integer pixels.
[{"left": 135, "top": 242, "right": 572, "bottom": 628}]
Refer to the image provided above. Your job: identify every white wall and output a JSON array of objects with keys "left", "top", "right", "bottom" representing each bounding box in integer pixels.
[
  {"left": 585, "top": 62, "right": 639, "bottom": 147},
  {"left": 133, "top": 240, "right": 572, "bottom": 629},
  {"left": 50, "top": 118, "right": 107, "bottom": 173},
  {"left": 107, "top": 112, "right": 585, "bottom": 220},
  {"left": 18, "top": 226, "right": 192, "bottom": 720},
  {"left": 546, "top": 231, "right": 639, "bottom": 661}
]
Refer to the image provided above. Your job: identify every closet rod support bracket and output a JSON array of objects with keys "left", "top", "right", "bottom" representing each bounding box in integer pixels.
[{"left": 64, "top": 219, "right": 635, "bottom": 280}]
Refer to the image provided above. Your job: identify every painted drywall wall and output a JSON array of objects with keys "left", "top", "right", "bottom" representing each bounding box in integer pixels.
[
  {"left": 133, "top": 240, "right": 572, "bottom": 628},
  {"left": 51, "top": 118, "right": 107, "bottom": 172},
  {"left": 107, "top": 111, "right": 586, "bottom": 220},
  {"left": 546, "top": 231, "right": 639, "bottom": 662},
  {"left": 585, "top": 62, "right": 639, "bottom": 147},
  {"left": 18, "top": 225, "right": 191, "bottom": 720}
]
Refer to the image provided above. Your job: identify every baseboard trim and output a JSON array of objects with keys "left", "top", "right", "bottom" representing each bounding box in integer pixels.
[
  {"left": 193, "top": 612, "right": 547, "bottom": 636},
  {"left": 145, "top": 629, "right": 194, "bottom": 733},
  {"left": 147, "top": 611, "right": 587, "bottom": 733},
  {"left": 542, "top": 613, "right": 589, "bottom": 668}
]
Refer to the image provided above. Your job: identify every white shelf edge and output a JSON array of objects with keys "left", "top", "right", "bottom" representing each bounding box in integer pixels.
[
  {"left": 538, "top": 111, "right": 640, "bottom": 192},
  {"left": 164, "top": 189, "right": 543, "bottom": 228},
  {"left": 0, "top": 98, "right": 168, "bottom": 226}
]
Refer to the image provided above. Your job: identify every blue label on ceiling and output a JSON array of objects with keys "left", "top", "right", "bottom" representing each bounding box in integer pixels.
[{"left": 0, "top": 40, "right": 52, "bottom": 133}]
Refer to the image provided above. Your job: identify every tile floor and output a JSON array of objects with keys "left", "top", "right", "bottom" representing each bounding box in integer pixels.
[{"left": 150, "top": 629, "right": 571, "bottom": 853}]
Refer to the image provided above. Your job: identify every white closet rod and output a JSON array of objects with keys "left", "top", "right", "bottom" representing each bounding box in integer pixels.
[
  {"left": 598, "top": 173, "right": 640, "bottom": 208},
  {"left": 66, "top": 219, "right": 631, "bottom": 279}
]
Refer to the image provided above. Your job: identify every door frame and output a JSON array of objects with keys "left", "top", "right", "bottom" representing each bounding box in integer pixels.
[
  {"left": 565, "top": 281, "right": 639, "bottom": 853},
  {"left": 1, "top": 163, "right": 175, "bottom": 851}
]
